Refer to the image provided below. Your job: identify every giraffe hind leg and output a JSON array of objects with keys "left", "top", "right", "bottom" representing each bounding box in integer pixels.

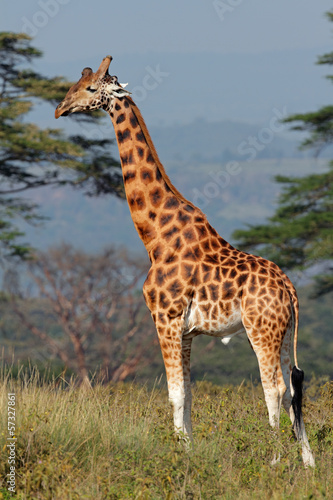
[
  {"left": 258, "top": 350, "right": 286, "bottom": 464},
  {"left": 244, "top": 322, "right": 287, "bottom": 465}
]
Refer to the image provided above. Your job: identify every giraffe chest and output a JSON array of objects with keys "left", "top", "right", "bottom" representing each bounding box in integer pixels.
[{"left": 183, "top": 295, "right": 245, "bottom": 340}]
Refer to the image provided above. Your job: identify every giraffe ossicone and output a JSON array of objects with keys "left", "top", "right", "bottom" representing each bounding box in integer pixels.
[{"left": 55, "top": 56, "right": 315, "bottom": 468}]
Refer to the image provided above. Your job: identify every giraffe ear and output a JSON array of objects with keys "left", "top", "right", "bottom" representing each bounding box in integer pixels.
[
  {"left": 96, "top": 55, "right": 112, "bottom": 77},
  {"left": 81, "top": 67, "right": 93, "bottom": 77}
]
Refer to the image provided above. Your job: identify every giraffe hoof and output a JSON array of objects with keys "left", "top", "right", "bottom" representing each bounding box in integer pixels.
[
  {"left": 270, "top": 453, "right": 281, "bottom": 466},
  {"left": 303, "top": 451, "right": 315, "bottom": 468},
  {"left": 175, "top": 431, "right": 193, "bottom": 451}
]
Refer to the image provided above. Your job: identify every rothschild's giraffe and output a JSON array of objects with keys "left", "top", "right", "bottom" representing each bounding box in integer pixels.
[{"left": 55, "top": 56, "right": 314, "bottom": 467}]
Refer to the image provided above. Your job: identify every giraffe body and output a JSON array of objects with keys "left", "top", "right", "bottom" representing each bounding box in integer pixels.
[{"left": 55, "top": 56, "right": 314, "bottom": 467}]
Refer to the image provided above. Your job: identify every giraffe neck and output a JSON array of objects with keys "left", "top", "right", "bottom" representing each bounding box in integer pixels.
[{"left": 108, "top": 96, "right": 203, "bottom": 252}]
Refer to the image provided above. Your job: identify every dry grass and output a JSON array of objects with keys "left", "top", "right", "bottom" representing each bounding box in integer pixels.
[{"left": 0, "top": 366, "right": 332, "bottom": 499}]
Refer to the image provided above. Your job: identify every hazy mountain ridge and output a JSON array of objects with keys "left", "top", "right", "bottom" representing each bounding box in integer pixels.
[
  {"left": 18, "top": 157, "right": 328, "bottom": 255},
  {"left": 149, "top": 118, "right": 302, "bottom": 164}
]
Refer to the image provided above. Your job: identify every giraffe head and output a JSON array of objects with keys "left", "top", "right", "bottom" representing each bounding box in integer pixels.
[{"left": 55, "top": 55, "right": 130, "bottom": 118}]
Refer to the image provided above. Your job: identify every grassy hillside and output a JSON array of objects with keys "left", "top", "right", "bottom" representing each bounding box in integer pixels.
[{"left": 0, "top": 368, "right": 332, "bottom": 499}]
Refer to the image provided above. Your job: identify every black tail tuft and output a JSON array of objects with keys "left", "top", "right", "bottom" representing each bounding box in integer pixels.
[{"left": 291, "top": 366, "right": 304, "bottom": 435}]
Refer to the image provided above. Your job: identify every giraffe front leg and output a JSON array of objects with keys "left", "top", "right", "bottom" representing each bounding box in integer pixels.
[{"left": 156, "top": 319, "right": 191, "bottom": 443}]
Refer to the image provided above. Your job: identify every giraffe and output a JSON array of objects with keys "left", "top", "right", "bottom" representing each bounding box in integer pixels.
[{"left": 55, "top": 56, "right": 315, "bottom": 467}]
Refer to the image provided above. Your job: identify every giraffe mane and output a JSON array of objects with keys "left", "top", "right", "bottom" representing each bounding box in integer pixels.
[{"left": 125, "top": 96, "right": 197, "bottom": 211}]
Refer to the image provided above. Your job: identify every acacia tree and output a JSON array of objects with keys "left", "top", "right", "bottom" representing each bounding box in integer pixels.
[
  {"left": 0, "top": 32, "right": 124, "bottom": 260},
  {"left": 232, "top": 11, "right": 333, "bottom": 296},
  {"left": 8, "top": 244, "right": 157, "bottom": 385}
]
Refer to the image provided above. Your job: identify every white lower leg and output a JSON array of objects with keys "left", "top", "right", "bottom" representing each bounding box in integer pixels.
[
  {"left": 301, "top": 437, "right": 315, "bottom": 468},
  {"left": 169, "top": 384, "right": 186, "bottom": 435},
  {"left": 265, "top": 387, "right": 281, "bottom": 427},
  {"left": 289, "top": 406, "right": 315, "bottom": 467},
  {"left": 264, "top": 385, "right": 282, "bottom": 465}
]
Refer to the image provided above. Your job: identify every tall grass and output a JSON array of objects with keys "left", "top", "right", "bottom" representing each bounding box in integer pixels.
[{"left": 0, "top": 365, "right": 332, "bottom": 499}]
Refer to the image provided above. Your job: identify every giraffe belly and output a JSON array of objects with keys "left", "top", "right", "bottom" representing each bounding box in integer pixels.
[{"left": 183, "top": 299, "right": 245, "bottom": 340}]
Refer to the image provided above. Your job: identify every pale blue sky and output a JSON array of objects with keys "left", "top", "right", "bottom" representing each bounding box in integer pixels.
[
  {"left": 2, "top": 1, "right": 333, "bottom": 125},
  {"left": 3, "top": 0, "right": 332, "bottom": 59}
]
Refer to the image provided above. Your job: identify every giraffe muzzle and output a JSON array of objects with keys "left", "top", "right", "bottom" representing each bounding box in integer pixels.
[
  {"left": 55, "top": 101, "right": 84, "bottom": 118},
  {"left": 55, "top": 101, "right": 68, "bottom": 119}
]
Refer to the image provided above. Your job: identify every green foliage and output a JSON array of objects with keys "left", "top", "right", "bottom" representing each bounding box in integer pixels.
[
  {"left": 233, "top": 167, "right": 333, "bottom": 270},
  {"left": 0, "top": 32, "right": 123, "bottom": 261},
  {"left": 283, "top": 106, "right": 333, "bottom": 152},
  {"left": 69, "top": 136, "right": 124, "bottom": 197},
  {"left": 232, "top": 11, "right": 333, "bottom": 296},
  {"left": 0, "top": 367, "right": 332, "bottom": 499}
]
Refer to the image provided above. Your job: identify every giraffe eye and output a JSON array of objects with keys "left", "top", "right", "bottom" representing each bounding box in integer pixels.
[{"left": 86, "top": 86, "right": 97, "bottom": 93}]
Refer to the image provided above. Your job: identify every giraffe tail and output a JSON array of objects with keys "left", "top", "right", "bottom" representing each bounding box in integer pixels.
[
  {"left": 290, "top": 290, "right": 300, "bottom": 370},
  {"left": 289, "top": 289, "right": 304, "bottom": 435},
  {"left": 291, "top": 365, "right": 304, "bottom": 435}
]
